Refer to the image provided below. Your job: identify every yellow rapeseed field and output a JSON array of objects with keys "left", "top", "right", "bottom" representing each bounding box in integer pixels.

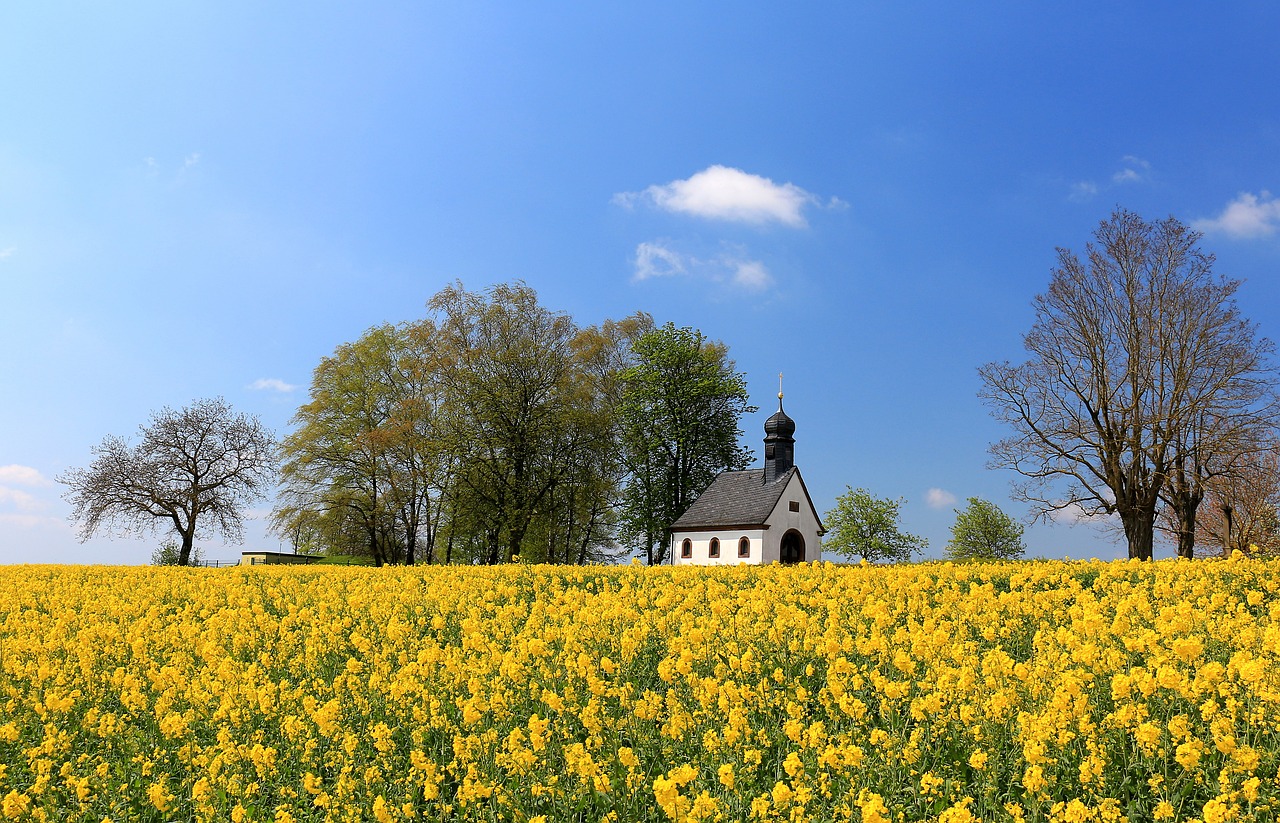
[{"left": 1, "top": 557, "right": 1278, "bottom": 822}]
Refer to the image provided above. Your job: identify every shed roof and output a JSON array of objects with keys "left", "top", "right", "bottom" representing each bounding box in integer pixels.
[{"left": 669, "top": 467, "right": 798, "bottom": 531}]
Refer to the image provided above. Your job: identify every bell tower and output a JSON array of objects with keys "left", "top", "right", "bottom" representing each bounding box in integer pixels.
[{"left": 763, "top": 373, "right": 795, "bottom": 484}]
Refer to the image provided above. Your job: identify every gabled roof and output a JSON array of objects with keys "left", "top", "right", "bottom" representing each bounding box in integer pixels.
[{"left": 670, "top": 467, "right": 797, "bottom": 531}]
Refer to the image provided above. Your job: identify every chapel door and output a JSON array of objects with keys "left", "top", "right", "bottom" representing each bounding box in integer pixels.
[{"left": 780, "top": 530, "right": 805, "bottom": 564}]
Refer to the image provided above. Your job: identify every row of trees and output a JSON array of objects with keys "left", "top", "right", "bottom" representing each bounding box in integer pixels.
[
  {"left": 60, "top": 211, "right": 1280, "bottom": 564},
  {"left": 59, "top": 284, "right": 756, "bottom": 566},
  {"left": 822, "top": 487, "right": 1026, "bottom": 562},
  {"left": 270, "top": 282, "right": 753, "bottom": 566}
]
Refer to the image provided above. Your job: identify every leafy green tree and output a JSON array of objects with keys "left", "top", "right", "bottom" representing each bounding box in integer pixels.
[
  {"left": 617, "top": 322, "right": 756, "bottom": 565},
  {"left": 427, "top": 282, "right": 625, "bottom": 564},
  {"left": 275, "top": 324, "right": 420, "bottom": 566},
  {"left": 822, "top": 486, "right": 927, "bottom": 563},
  {"left": 945, "top": 497, "right": 1025, "bottom": 560},
  {"left": 151, "top": 540, "right": 203, "bottom": 566},
  {"left": 277, "top": 282, "right": 646, "bottom": 566}
]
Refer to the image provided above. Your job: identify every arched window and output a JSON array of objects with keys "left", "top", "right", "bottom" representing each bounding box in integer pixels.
[
  {"left": 738, "top": 536, "right": 751, "bottom": 558},
  {"left": 680, "top": 538, "right": 692, "bottom": 559},
  {"left": 708, "top": 537, "right": 720, "bottom": 558}
]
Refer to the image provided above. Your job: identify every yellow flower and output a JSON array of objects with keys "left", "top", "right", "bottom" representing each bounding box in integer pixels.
[
  {"left": 857, "top": 791, "right": 890, "bottom": 823},
  {"left": 146, "top": 782, "right": 173, "bottom": 813},
  {"left": 2, "top": 791, "right": 31, "bottom": 819},
  {"left": 1022, "top": 765, "right": 1047, "bottom": 796},
  {"left": 1175, "top": 739, "right": 1204, "bottom": 771}
]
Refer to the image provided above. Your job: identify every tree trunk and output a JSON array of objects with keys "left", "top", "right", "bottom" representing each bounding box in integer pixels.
[
  {"left": 1171, "top": 496, "right": 1202, "bottom": 559},
  {"left": 1176, "top": 525, "right": 1195, "bottom": 559},
  {"left": 1121, "top": 508, "right": 1155, "bottom": 561},
  {"left": 368, "top": 522, "right": 384, "bottom": 567},
  {"left": 179, "top": 530, "right": 195, "bottom": 566}
]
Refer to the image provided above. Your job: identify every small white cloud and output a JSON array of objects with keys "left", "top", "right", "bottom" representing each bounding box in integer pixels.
[
  {"left": 1193, "top": 191, "right": 1280, "bottom": 239},
  {"left": 249, "top": 378, "right": 298, "bottom": 393},
  {"left": 0, "top": 465, "right": 51, "bottom": 487},
  {"left": 925, "top": 488, "right": 957, "bottom": 509},
  {"left": 631, "top": 242, "right": 775, "bottom": 293},
  {"left": 617, "top": 165, "right": 818, "bottom": 227},
  {"left": 1049, "top": 501, "right": 1117, "bottom": 527},
  {"left": 0, "top": 487, "right": 43, "bottom": 513},
  {"left": 1112, "top": 155, "right": 1151, "bottom": 184},
  {"left": 1068, "top": 181, "right": 1098, "bottom": 203},
  {"left": 184, "top": 152, "right": 201, "bottom": 169},
  {"left": 0, "top": 247, "right": 14, "bottom": 260},
  {"left": 725, "top": 258, "right": 772, "bottom": 291},
  {"left": 632, "top": 242, "right": 687, "bottom": 282}
]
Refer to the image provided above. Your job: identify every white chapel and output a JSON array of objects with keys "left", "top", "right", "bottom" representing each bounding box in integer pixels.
[{"left": 668, "top": 390, "right": 824, "bottom": 565}]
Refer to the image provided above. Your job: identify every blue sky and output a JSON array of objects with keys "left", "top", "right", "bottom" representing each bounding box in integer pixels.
[{"left": 4, "top": 2, "right": 1280, "bottom": 564}]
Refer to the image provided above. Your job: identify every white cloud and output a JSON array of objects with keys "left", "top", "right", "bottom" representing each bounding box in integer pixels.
[
  {"left": 727, "top": 258, "right": 772, "bottom": 291},
  {"left": 0, "top": 465, "right": 51, "bottom": 487},
  {"left": 616, "top": 165, "right": 818, "bottom": 227},
  {"left": 1068, "top": 181, "right": 1098, "bottom": 203},
  {"left": 249, "top": 378, "right": 298, "bottom": 393},
  {"left": 1193, "top": 191, "right": 1280, "bottom": 239},
  {"left": 0, "top": 247, "right": 14, "bottom": 260},
  {"left": 1068, "top": 156, "right": 1152, "bottom": 202},
  {"left": 630, "top": 242, "right": 774, "bottom": 293},
  {"left": 1049, "top": 501, "right": 1118, "bottom": 527},
  {"left": 632, "top": 242, "right": 687, "bottom": 282},
  {"left": 1112, "top": 155, "right": 1151, "bottom": 184},
  {"left": 925, "top": 488, "right": 957, "bottom": 509},
  {"left": 0, "top": 487, "right": 43, "bottom": 512}
]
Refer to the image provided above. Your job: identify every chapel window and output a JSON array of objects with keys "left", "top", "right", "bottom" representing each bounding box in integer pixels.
[
  {"left": 681, "top": 539, "right": 692, "bottom": 559},
  {"left": 708, "top": 537, "right": 720, "bottom": 558},
  {"left": 738, "top": 537, "right": 751, "bottom": 558}
]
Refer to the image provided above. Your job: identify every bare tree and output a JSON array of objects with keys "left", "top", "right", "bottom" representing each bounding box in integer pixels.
[
  {"left": 60, "top": 398, "right": 276, "bottom": 565},
  {"left": 1162, "top": 412, "right": 1276, "bottom": 557},
  {"left": 1192, "top": 444, "right": 1280, "bottom": 556},
  {"left": 980, "top": 210, "right": 1276, "bottom": 560}
]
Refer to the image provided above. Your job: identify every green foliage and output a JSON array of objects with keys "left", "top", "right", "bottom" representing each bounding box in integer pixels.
[
  {"left": 822, "top": 486, "right": 926, "bottom": 563},
  {"left": 946, "top": 497, "right": 1026, "bottom": 560},
  {"left": 616, "top": 322, "right": 756, "bottom": 565},
  {"left": 275, "top": 281, "right": 650, "bottom": 566},
  {"left": 151, "top": 540, "right": 203, "bottom": 566}
]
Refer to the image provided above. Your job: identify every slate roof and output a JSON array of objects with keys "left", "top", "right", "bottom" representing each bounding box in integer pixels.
[{"left": 669, "top": 467, "right": 797, "bottom": 531}]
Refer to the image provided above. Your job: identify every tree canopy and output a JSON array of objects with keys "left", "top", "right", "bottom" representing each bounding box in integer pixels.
[
  {"left": 274, "top": 282, "right": 658, "bottom": 565},
  {"left": 822, "top": 486, "right": 926, "bottom": 563},
  {"left": 616, "top": 322, "right": 756, "bottom": 565},
  {"left": 60, "top": 397, "right": 276, "bottom": 566},
  {"left": 945, "top": 497, "right": 1025, "bottom": 561}
]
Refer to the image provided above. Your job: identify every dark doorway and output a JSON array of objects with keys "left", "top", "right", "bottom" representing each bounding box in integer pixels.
[{"left": 780, "top": 529, "right": 805, "bottom": 564}]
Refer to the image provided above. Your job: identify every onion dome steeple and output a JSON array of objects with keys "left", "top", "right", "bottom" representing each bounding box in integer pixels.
[{"left": 763, "top": 374, "right": 795, "bottom": 484}]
